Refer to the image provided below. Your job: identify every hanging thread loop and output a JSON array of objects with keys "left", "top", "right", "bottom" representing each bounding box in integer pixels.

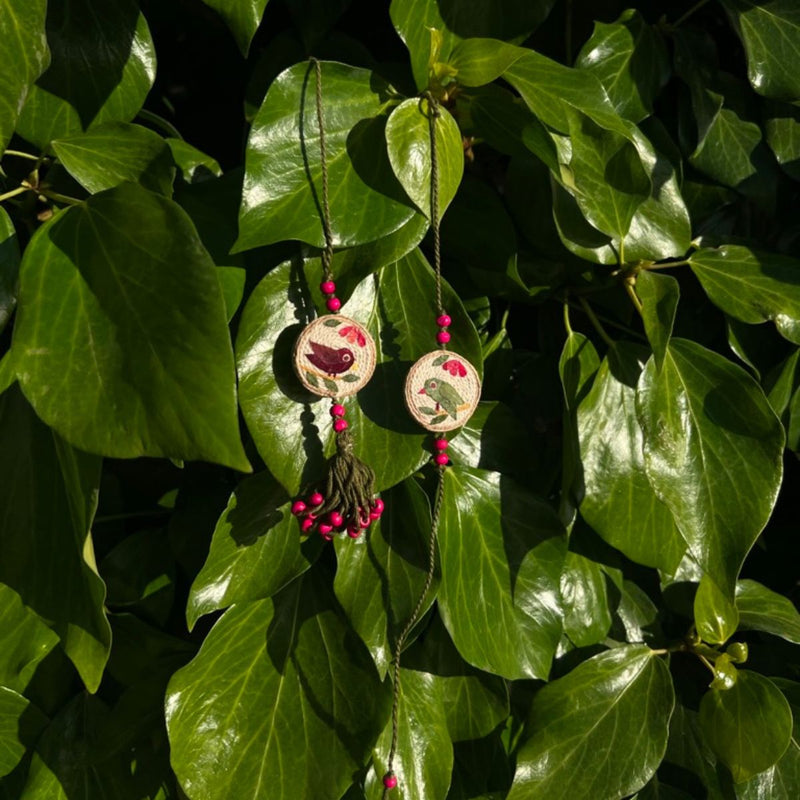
[{"left": 310, "top": 57, "right": 335, "bottom": 283}]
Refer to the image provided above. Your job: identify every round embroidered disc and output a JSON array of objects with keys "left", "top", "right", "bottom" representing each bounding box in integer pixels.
[
  {"left": 293, "top": 315, "right": 376, "bottom": 398},
  {"left": 404, "top": 351, "right": 481, "bottom": 432}
]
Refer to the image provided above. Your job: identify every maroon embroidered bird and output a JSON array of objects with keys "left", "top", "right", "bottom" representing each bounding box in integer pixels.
[{"left": 306, "top": 341, "right": 355, "bottom": 376}]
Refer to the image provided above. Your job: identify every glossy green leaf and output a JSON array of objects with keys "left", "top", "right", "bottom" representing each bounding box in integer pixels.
[
  {"left": 390, "top": 0, "right": 555, "bottom": 90},
  {"left": 719, "top": 0, "right": 800, "bottom": 101},
  {"left": 385, "top": 98, "right": 463, "bottom": 219},
  {"left": 637, "top": 271, "right": 679, "bottom": 372},
  {"left": 559, "top": 552, "right": 613, "bottom": 647},
  {"left": 735, "top": 579, "right": 800, "bottom": 643},
  {"left": 0, "top": 583, "right": 58, "bottom": 693},
  {"left": 52, "top": 122, "right": 175, "bottom": 196},
  {"left": 0, "top": 208, "right": 19, "bottom": 334},
  {"left": 695, "top": 574, "right": 740, "bottom": 645},
  {"left": 218, "top": 266, "right": 247, "bottom": 322},
  {"left": 576, "top": 9, "right": 669, "bottom": 123},
  {"left": 689, "top": 246, "right": 800, "bottom": 346},
  {"left": 438, "top": 467, "right": 566, "bottom": 680},
  {"left": 0, "top": 688, "right": 44, "bottom": 779},
  {"left": 764, "top": 100, "right": 800, "bottom": 180},
  {"left": 188, "top": 470, "right": 321, "bottom": 629},
  {"left": 0, "top": 385, "right": 110, "bottom": 692},
  {"left": 16, "top": 0, "right": 156, "bottom": 149},
  {"left": 636, "top": 339, "right": 784, "bottom": 596},
  {"left": 611, "top": 579, "right": 662, "bottom": 646},
  {"left": 167, "top": 138, "right": 223, "bottom": 184},
  {"left": 237, "top": 61, "right": 415, "bottom": 252},
  {"left": 0, "top": 0, "right": 48, "bottom": 154},
  {"left": 201, "top": 0, "right": 269, "bottom": 55},
  {"left": 578, "top": 342, "right": 685, "bottom": 574},
  {"left": 14, "top": 183, "right": 250, "bottom": 471},
  {"left": 700, "top": 670, "right": 793, "bottom": 782},
  {"left": 167, "top": 570, "right": 388, "bottom": 800},
  {"left": 235, "top": 249, "right": 482, "bottom": 495},
  {"left": 765, "top": 349, "right": 800, "bottom": 452},
  {"left": 333, "top": 478, "right": 436, "bottom": 678},
  {"left": 508, "top": 646, "right": 675, "bottom": 800}
]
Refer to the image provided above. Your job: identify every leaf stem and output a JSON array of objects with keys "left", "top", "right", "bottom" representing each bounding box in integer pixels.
[
  {"left": 0, "top": 185, "right": 29, "bottom": 203},
  {"left": 564, "top": 298, "right": 646, "bottom": 342},
  {"left": 698, "top": 654, "right": 717, "bottom": 677},
  {"left": 673, "top": 0, "right": 711, "bottom": 28},
  {"left": 2, "top": 149, "right": 38, "bottom": 162},
  {"left": 563, "top": 300, "right": 573, "bottom": 336},
  {"left": 137, "top": 108, "right": 183, "bottom": 140},
  {"left": 624, "top": 277, "right": 644, "bottom": 316},
  {"left": 578, "top": 297, "right": 615, "bottom": 348},
  {"left": 41, "top": 189, "right": 82, "bottom": 206},
  {"left": 643, "top": 259, "right": 690, "bottom": 271}
]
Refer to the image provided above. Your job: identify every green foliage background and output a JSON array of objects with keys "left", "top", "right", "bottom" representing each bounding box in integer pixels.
[{"left": 0, "top": 0, "right": 799, "bottom": 798}]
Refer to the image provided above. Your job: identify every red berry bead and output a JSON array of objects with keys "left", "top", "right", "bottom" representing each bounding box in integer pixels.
[
  {"left": 326, "top": 297, "right": 342, "bottom": 312},
  {"left": 434, "top": 453, "right": 449, "bottom": 466},
  {"left": 437, "top": 314, "right": 452, "bottom": 328},
  {"left": 320, "top": 280, "right": 336, "bottom": 295},
  {"left": 333, "top": 418, "right": 348, "bottom": 433},
  {"left": 309, "top": 491, "right": 324, "bottom": 507},
  {"left": 347, "top": 526, "right": 361, "bottom": 538},
  {"left": 372, "top": 498, "right": 385, "bottom": 514},
  {"left": 318, "top": 523, "right": 333, "bottom": 535},
  {"left": 369, "top": 510, "right": 381, "bottom": 521},
  {"left": 436, "top": 331, "right": 451, "bottom": 344},
  {"left": 331, "top": 404, "right": 346, "bottom": 417},
  {"left": 383, "top": 774, "right": 398, "bottom": 790},
  {"left": 320, "top": 530, "right": 333, "bottom": 542},
  {"left": 434, "top": 438, "right": 448, "bottom": 451},
  {"left": 330, "top": 511, "right": 344, "bottom": 528},
  {"left": 291, "top": 500, "right": 307, "bottom": 516},
  {"left": 301, "top": 517, "right": 315, "bottom": 533}
]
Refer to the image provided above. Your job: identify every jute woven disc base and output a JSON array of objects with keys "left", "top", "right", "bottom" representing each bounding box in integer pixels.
[
  {"left": 293, "top": 314, "right": 376, "bottom": 398},
  {"left": 404, "top": 351, "right": 481, "bottom": 432}
]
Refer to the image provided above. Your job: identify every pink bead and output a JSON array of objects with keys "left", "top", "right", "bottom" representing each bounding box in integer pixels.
[
  {"left": 369, "top": 510, "right": 381, "bottom": 521},
  {"left": 326, "top": 297, "right": 341, "bottom": 312},
  {"left": 383, "top": 774, "right": 398, "bottom": 790},
  {"left": 434, "top": 453, "right": 449, "bottom": 466},
  {"left": 372, "top": 498, "right": 385, "bottom": 514},
  {"left": 301, "top": 518, "right": 315, "bottom": 532},
  {"left": 359, "top": 516, "right": 371, "bottom": 528},
  {"left": 347, "top": 526, "right": 361, "bottom": 538},
  {"left": 320, "top": 531, "right": 333, "bottom": 542},
  {"left": 291, "top": 501, "right": 307, "bottom": 516},
  {"left": 320, "top": 280, "right": 336, "bottom": 295},
  {"left": 330, "top": 511, "right": 344, "bottom": 528},
  {"left": 434, "top": 439, "right": 448, "bottom": 451},
  {"left": 318, "top": 523, "right": 333, "bottom": 534},
  {"left": 436, "top": 331, "right": 451, "bottom": 344},
  {"left": 331, "top": 404, "right": 346, "bottom": 417},
  {"left": 309, "top": 492, "right": 324, "bottom": 507},
  {"left": 437, "top": 314, "right": 452, "bottom": 328},
  {"left": 333, "top": 419, "right": 348, "bottom": 433}
]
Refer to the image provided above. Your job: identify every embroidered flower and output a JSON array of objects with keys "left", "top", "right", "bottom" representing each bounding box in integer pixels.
[
  {"left": 442, "top": 359, "right": 467, "bottom": 377},
  {"left": 339, "top": 325, "right": 367, "bottom": 347}
]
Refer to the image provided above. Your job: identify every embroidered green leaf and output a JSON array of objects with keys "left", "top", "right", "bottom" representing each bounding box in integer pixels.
[
  {"left": 341, "top": 373, "right": 360, "bottom": 382},
  {"left": 430, "top": 414, "right": 448, "bottom": 425},
  {"left": 323, "top": 318, "right": 342, "bottom": 327},
  {"left": 322, "top": 377, "right": 338, "bottom": 392},
  {"left": 432, "top": 354, "right": 448, "bottom": 366},
  {"left": 305, "top": 372, "right": 319, "bottom": 387},
  {"left": 419, "top": 406, "right": 438, "bottom": 415}
]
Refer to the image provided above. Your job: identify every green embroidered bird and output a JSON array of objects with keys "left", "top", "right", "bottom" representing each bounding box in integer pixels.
[{"left": 419, "top": 378, "right": 464, "bottom": 419}]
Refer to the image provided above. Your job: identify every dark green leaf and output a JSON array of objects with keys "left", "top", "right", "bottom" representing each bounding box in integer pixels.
[
  {"left": 719, "top": 0, "right": 800, "bottom": 101},
  {"left": 188, "top": 471, "right": 321, "bottom": 628},
  {"left": 578, "top": 342, "right": 685, "bottom": 573},
  {"left": 0, "top": 208, "right": 19, "bottom": 334},
  {"left": 13, "top": 183, "right": 250, "bottom": 471},
  {"left": 0, "top": 385, "right": 110, "bottom": 692},
  {"left": 508, "top": 646, "right": 675, "bottom": 799},
  {"left": 52, "top": 122, "right": 175, "bottom": 195},
  {"left": 0, "top": 688, "right": 45, "bottom": 779},
  {"left": 333, "top": 478, "right": 436, "bottom": 678},
  {"left": 200, "top": 0, "right": 269, "bottom": 55},
  {"left": 764, "top": 100, "right": 800, "bottom": 180},
  {"left": 0, "top": 0, "right": 48, "bottom": 154},
  {"left": 218, "top": 266, "right": 246, "bottom": 322},
  {"left": 689, "top": 245, "right": 800, "bottom": 346},
  {"left": 167, "top": 570, "right": 388, "bottom": 800},
  {"left": 559, "top": 551, "right": 613, "bottom": 647},
  {"left": 438, "top": 467, "right": 566, "bottom": 680},
  {"left": 637, "top": 270, "right": 679, "bottom": 372},
  {"left": 576, "top": 9, "right": 669, "bottom": 123},
  {"left": 735, "top": 579, "right": 800, "bottom": 643},
  {"left": 237, "top": 61, "right": 415, "bottom": 252},
  {"left": 235, "top": 249, "right": 482, "bottom": 495},
  {"left": 611, "top": 579, "right": 662, "bottom": 646},
  {"left": 636, "top": 339, "right": 784, "bottom": 597},
  {"left": 167, "top": 138, "right": 223, "bottom": 184},
  {"left": 695, "top": 574, "right": 740, "bottom": 645},
  {"left": 385, "top": 98, "right": 463, "bottom": 218},
  {"left": 700, "top": 670, "right": 793, "bottom": 782},
  {"left": 16, "top": 0, "right": 156, "bottom": 149}
]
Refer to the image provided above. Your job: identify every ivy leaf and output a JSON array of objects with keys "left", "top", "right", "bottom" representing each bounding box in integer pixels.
[
  {"left": 218, "top": 266, "right": 246, "bottom": 322},
  {"left": 576, "top": 9, "right": 670, "bottom": 123},
  {"left": 636, "top": 339, "right": 784, "bottom": 598},
  {"left": 13, "top": 183, "right": 250, "bottom": 471},
  {"left": 0, "top": 208, "right": 20, "bottom": 335},
  {"left": 52, "top": 122, "right": 175, "bottom": 196},
  {"left": 235, "top": 249, "right": 482, "bottom": 495},
  {"left": 200, "top": 0, "right": 269, "bottom": 56},
  {"left": 578, "top": 342, "right": 685, "bottom": 574},
  {"left": 719, "top": 0, "right": 800, "bottom": 101},
  {"left": 16, "top": 0, "right": 156, "bottom": 148},
  {"left": 764, "top": 100, "right": 800, "bottom": 180},
  {"left": 699, "top": 670, "right": 793, "bottom": 782},
  {"left": 694, "top": 574, "right": 740, "bottom": 645},
  {"left": 559, "top": 551, "right": 613, "bottom": 647},
  {"left": 689, "top": 245, "right": 800, "bottom": 346},
  {"left": 636, "top": 271, "right": 679, "bottom": 372},
  {"left": 0, "top": 385, "right": 110, "bottom": 692},
  {"left": 507, "top": 646, "right": 675, "bottom": 799},
  {"left": 735, "top": 579, "right": 800, "bottom": 643},
  {"left": 0, "top": 688, "right": 46, "bottom": 779},
  {"left": 237, "top": 61, "right": 415, "bottom": 252},
  {"left": 0, "top": 0, "right": 49, "bottom": 154},
  {"left": 438, "top": 467, "right": 566, "bottom": 680},
  {"left": 385, "top": 98, "right": 464, "bottom": 219},
  {"left": 167, "top": 570, "right": 388, "bottom": 800},
  {"left": 167, "top": 138, "right": 223, "bottom": 183}
]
